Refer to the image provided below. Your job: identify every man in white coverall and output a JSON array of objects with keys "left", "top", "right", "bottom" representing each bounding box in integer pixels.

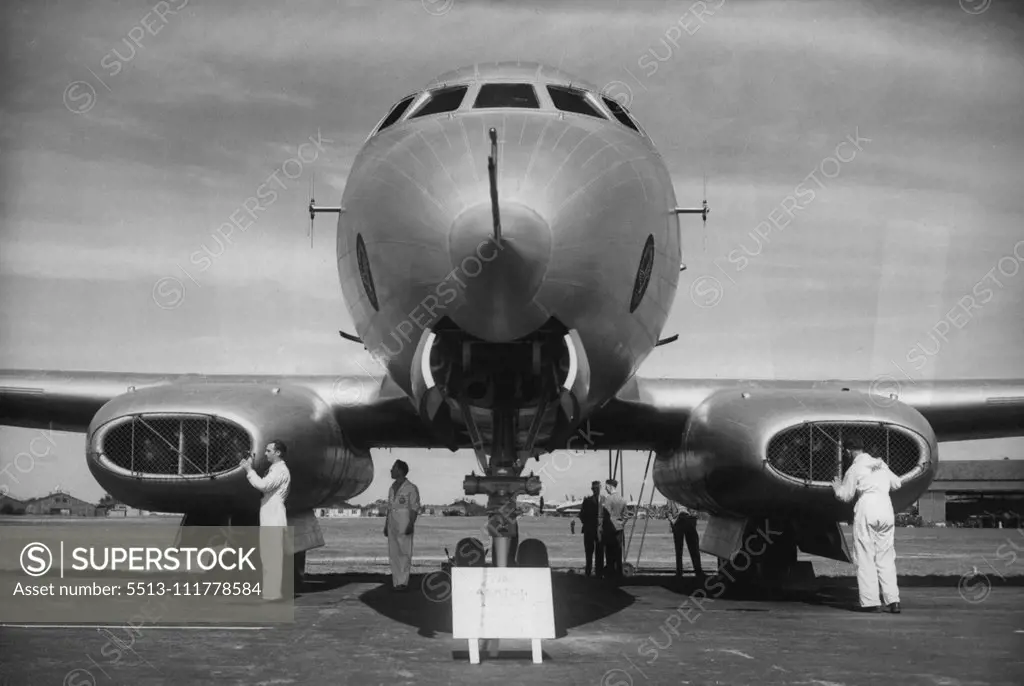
[
  {"left": 242, "top": 440, "right": 291, "bottom": 601},
  {"left": 832, "top": 435, "right": 903, "bottom": 613},
  {"left": 383, "top": 459, "right": 420, "bottom": 591}
]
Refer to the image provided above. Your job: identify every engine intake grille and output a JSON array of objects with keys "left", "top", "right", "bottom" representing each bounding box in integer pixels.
[
  {"left": 98, "top": 415, "right": 252, "bottom": 478},
  {"left": 767, "top": 423, "right": 923, "bottom": 484}
]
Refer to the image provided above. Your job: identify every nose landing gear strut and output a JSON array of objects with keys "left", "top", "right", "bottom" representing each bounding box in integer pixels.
[{"left": 462, "top": 403, "right": 541, "bottom": 567}]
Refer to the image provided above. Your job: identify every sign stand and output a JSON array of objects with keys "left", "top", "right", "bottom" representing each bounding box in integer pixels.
[
  {"left": 452, "top": 567, "right": 554, "bottom": 665},
  {"left": 466, "top": 638, "right": 542, "bottom": 665}
]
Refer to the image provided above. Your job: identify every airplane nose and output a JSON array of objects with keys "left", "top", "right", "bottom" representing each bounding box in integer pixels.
[{"left": 447, "top": 201, "right": 552, "bottom": 342}]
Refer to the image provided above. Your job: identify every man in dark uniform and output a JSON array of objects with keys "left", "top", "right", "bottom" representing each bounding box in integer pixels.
[
  {"left": 670, "top": 501, "right": 705, "bottom": 580},
  {"left": 579, "top": 481, "right": 604, "bottom": 577}
]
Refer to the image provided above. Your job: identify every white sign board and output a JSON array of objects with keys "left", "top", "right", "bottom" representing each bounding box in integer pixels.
[{"left": 451, "top": 567, "right": 555, "bottom": 640}]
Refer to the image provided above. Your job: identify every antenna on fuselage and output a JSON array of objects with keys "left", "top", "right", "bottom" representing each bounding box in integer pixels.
[
  {"left": 673, "top": 175, "right": 711, "bottom": 271},
  {"left": 703, "top": 174, "right": 709, "bottom": 253},
  {"left": 487, "top": 127, "right": 502, "bottom": 245},
  {"left": 307, "top": 172, "right": 344, "bottom": 249}
]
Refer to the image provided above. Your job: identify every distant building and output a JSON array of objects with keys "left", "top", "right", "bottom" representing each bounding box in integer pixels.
[
  {"left": 919, "top": 459, "right": 1024, "bottom": 524},
  {"left": 105, "top": 504, "right": 153, "bottom": 517},
  {"left": 443, "top": 501, "right": 469, "bottom": 516},
  {"left": 317, "top": 508, "right": 361, "bottom": 518},
  {"left": 23, "top": 488, "right": 103, "bottom": 517},
  {"left": 361, "top": 499, "right": 389, "bottom": 517},
  {"left": 0, "top": 494, "right": 27, "bottom": 515},
  {"left": 442, "top": 499, "right": 487, "bottom": 516}
]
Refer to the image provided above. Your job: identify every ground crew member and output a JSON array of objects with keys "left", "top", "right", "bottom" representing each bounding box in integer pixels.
[
  {"left": 579, "top": 481, "right": 603, "bottom": 577},
  {"left": 832, "top": 435, "right": 903, "bottom": 613},
  {"left": 241, "top": 440, "right": 291, "bottom": 601},
  {"left": 384, "top": 459, "right": 419, "bottom": 591},
  {"left": 600, "top": 479, "right": 627, "bottom": 580},
  {"left": 669, "top": 501, "right": 705, "bottom": 580}
]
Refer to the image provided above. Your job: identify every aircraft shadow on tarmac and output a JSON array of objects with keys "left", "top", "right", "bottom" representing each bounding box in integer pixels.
[
  {"left": 296, "top": 571, "right": 378, "bottom": 596},
  {"left": 297, "top": 571, "right": 1023, "bottom": 626},
  {"left": 343, "top": 572, "right": 635, "bottom": 639}
]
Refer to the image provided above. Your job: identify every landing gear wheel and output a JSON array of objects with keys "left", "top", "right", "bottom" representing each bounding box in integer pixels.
[{"left": 622, "top": 562, "right": 635, "bottom": 577}]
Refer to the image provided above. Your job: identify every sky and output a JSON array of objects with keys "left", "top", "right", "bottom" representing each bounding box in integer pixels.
[{"left": 1, "top": 0, "right": 1022, "bottom": 506}]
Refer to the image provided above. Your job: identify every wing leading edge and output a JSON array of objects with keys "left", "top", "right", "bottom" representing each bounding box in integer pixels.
[
  {"left": 1, "top": 370, "right": 1021, "bottom": 450},
  {"left": 591, "top": 377, "right": 1024, "bottom": 449},
  {"left": 0, "top": 369, "right": 429, "bottom": 449}
]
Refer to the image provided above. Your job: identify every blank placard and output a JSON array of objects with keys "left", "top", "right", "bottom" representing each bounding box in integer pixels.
[{"left": 451, "top": 567, "right": 555, "bottom": 640}]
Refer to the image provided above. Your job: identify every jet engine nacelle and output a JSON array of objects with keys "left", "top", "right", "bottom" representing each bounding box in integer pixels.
[
  {"left": 653, "top": 388, "right": 938, "bottom": 520},
  {"left": 86, "top": 383, "right": 373, "bottom": 514}
]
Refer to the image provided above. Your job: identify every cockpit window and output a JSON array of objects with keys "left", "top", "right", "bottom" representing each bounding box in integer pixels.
[
  {"left": 602, "top": 96, "right": 641, "bottom": 133},
  {"left": 376, "top": 95, "right": 415, "bottom": 133},
  {"left": 547, "top": 85, "right": 605, "bottom": 119},
  {"left": 473, "top": 83, "right": 540, "bottom": 109},
  {"left": 409, "top": 85, "right": 469, "bottom": 119}
]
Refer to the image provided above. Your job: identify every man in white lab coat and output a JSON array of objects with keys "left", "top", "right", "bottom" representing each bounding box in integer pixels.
[
  {"left": 384, "top": 459, "right": 420, "bottom": 591},
  {"left": 242, "top": 440, "right": 291, "bottom": 601},
  {"left": 832, "top": 435, "right": 904, "bottom": 613}
]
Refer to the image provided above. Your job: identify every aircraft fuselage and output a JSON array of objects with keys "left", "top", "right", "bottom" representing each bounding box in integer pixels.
[{"left": 336, "top": 64, "right": 681, "bottom": 433}]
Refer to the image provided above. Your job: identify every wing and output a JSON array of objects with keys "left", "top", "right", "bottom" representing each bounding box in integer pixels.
[
  {"left": 3, "top": 370, "right": 1021, "bottom": 448},
  {"left": 5, "top": 369, "right": 1017, "bottom": 528},
  {"left": 586, "top": 376, "right": 1022, "bottom": 550},
  {"left": 0, "top": 369, "right": 429, "bottom": 448},
  {"left": 589, "top": 376, "right": 1024, "bottom": 449}
]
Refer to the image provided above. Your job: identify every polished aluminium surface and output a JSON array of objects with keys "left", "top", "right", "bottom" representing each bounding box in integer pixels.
[
  {"left": 651, "top": 388, "right": 938, "bottom": 520},
  {"left": 83, "top": 382, "right": 372, "bottom": 513},
  {"left": 337, "top": 62, "right": 678, "bottom": 415}
]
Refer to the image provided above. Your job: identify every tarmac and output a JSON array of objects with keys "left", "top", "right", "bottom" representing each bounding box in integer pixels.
[{"left": 2, "top": 570, "right": 1022, "bottom": 686}]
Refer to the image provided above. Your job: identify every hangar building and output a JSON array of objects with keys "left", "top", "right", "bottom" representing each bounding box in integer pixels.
[
  {"left": 918, "top": 459, "right": 1024, "bottom": 525},
  {"left": 22, "top": 488, "right": 103, "bottom": 517}
]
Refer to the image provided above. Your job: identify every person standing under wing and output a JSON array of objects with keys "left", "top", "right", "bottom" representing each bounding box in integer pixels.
[
  {"left": 384, "top": 459, "right": 419, "bottom": 591},
  {"left": 241, "top": 440, "right": 291, "bottom": 601},
  {"left": 832, "top": 435, "right": 904, "bottom": 613},
  {"left": 600, "top": 479, "right": 627, "bottom": 581},
  {"left": 669, "top": 501, "right": 705, "bottom": 581},
  {"left": 580, "top": 481, "right": 604, "bottom": 577}
]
